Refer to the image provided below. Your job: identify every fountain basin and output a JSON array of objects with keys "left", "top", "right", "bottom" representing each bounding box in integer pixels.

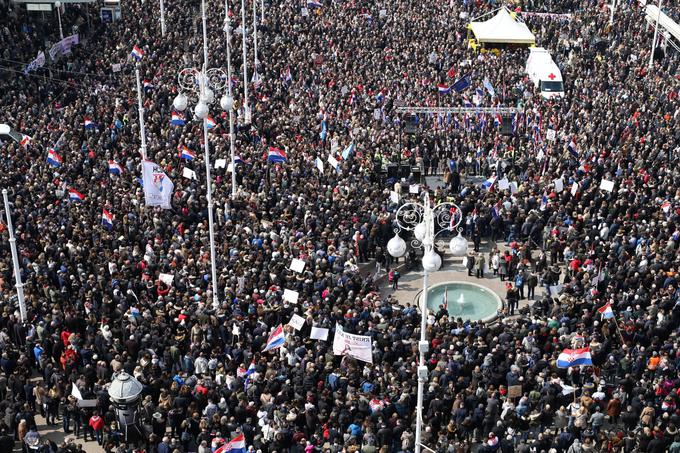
[{"left": 422, "top": 281, "right": 502, "bottom": 322}]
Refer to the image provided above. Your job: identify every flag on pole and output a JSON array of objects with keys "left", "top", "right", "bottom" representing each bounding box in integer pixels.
[
  {"left": 20, "top": 134, "right": 32, "bottom": 148},
  {"left": 108, "top": 160, "right": 123, "bottom": 175},
  {"left": 320, "top": 120, "right": 328, "bottom": 141},
  {"left": 661, "top": 200, "right": 671, "bottom": 213},
  {"left": 567, "top": 138, "right": 579, "bottom": 158},
  {"left": 170, "top": 112, "right": 186, "bottom": 126},
  {"left": 481, "top": 175, "right": 497, "bottom": 190},
  {"left": 47, "top": 149, "right": 62, "bottom": 167},
  {"left": 244, "top": 361, "right": 256, "bottom": 390},
  {"left": 214, "top": 433, "right": 246, "bottom": 453},
  {"left": 307, "top": 0, "right": 322, "bottom": 8},
  {"left": 267, "top": 147, "right": 287, "bottom": 164},
  {"left": 130, "top": 45, "right": 144, "bottom": 61},
  {"left": 68, "top": 189, "right": 85, "bottom": 202},
  {"left": 556, "top": 347, "right": 593, "bottom": 368},
  {"left": 205, "top": 116, "right": 217, "bottom": 129},
  {"left": 483, "top": 78, "right": 496, "bottom": 97},
  {"left": 101, "top": 209, "right": 113, "bottom": 230},
  {"left": 597, "top": 303, "right": 615, "bottom": 319},
  {"left": 262, "top": 324, "right": 285, "bottom": 352},
  {"left": 178, "top": 146, "right": 196, "bottom": 161},
  {"left": 143, "top": 79, "right": 154, "bottom": 92},
  {"left": 443, "top": 287, "right": 448, "bottom": 311},
  {"left": 234, "top": 155, "right": 245, "bottom": 165},
  {"left": 342, "top": 142, "right": 355, "bottom": 160},
  {"left": 142, "top": 160, "right": 174, "bottom": 209},
  {"left": 437, "top": 84, "right": 452, "bottom": 95},
  {"left": 83, "top": 117, "right": 96, "bottom": 129},
  {"left": 451, "top": 73, "right": 472, "bottom": 93}
]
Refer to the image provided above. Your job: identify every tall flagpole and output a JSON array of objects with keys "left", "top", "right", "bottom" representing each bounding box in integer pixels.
[
  {"left": 225, "top": 0, "right": 237, "bottom": 198},
  {"left": 240, "top": 0, "right": 250, "bottom": 123},
  {"left": 135, "top": 63, "right": 148, "bottom": 160},
  {"left": 253, "top": 0, "right": 258, "bottom": 70},
  {"left": 649, "top": 0, "right": 663, "bottom": 69},
  {"left": 160, "top": 0, "right": 166, "bottom": 35},
  {"left": 2, "top": 190, "right": 27, "bottom": 322}
]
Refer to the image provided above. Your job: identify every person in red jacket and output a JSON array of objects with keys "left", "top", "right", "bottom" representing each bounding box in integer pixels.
[{"left": 88, "top": 411, "right": 105, "bottom": 445}]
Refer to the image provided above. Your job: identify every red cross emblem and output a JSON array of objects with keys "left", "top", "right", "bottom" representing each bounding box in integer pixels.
[{"left": 548, "top": 73, "right": 556, "bottom": 80}]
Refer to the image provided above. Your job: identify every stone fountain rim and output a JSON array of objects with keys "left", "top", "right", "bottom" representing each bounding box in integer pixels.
[{"left": 421, "top": 280, "right": 503, "bottom": 324}]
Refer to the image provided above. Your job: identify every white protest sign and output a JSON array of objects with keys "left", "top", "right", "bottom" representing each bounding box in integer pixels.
[
  {"left": 509, "top": 182, "right": 518, "bottom": 194},
  {"left": 214, "top": 158, "right": 227, "bottom": 169},
  {"left": 571, "top": 182, "right": 579, "bottom": 196},
  {"left": 546, "top": 129, "right": 556, "bottom": 141},
  {"left": 409, "top": 184, "right": 419, "bottom": 194},
  {"left": 553, "top": 178, "right": 564, "bottom": 193},
  {"left": 182, "top": 167, "right": 197, "bottom": 180},
  {"left": 159, "top": 273, "right": 174, "bottom": 285},
  {"left": 283, "top": 289, "right": 299, "bottom": 304},
  {"left": 379, "top": 9, "right": 387, "bottom": 18},
  {"left": 549, "top": 284, "right": 563, "bottom": 296},
  {"left": 600, "top": 179, "right": 615, "bottom": 192},
  {"left": 301, "top": 7, "right": 309, "bottom": 16},
  {"left": 327, "top": 154, "right": 339, "bottom": 169},
  {"left": 315, "top": 157, "right": 324, "bottom": 172},
  {"left": 311, "top": 327, "right": 329, "bottom": 341},
  {"left": 112, "top": 63, "right": 122, "bottom": 72},
  {"left": 289, "top": 258, "right": 306, "bottom": 273},
  {"left": 389, "top": 191, "right": 399, "bottom": 204},
  {"left": 498, "top": 178, "right": 510, "bottom": 191},
  {"left": 71, "top": 383, "right": 83, "bottom": 400},
  {"left": 333, "top": 324, "right": 373, "bottom": 363},
  {"left": 288, "top": 314, "right": 305, "bottom": 331}
]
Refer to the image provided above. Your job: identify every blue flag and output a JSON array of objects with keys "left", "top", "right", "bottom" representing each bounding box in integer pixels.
[{"left": 451, "top": 73, "right": 472, "bottom": 93}]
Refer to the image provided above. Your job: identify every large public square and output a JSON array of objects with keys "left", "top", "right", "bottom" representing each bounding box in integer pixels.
[{"left": 1, "top": 0, "right": 680, "bottom": 452}]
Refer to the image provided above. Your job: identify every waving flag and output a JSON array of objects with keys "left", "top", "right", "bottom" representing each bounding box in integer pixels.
[
  {"left": 83, "top": 117, "right": 96, "bottom": 129},
  {"left": 443, "top": 287, "right": 448, "bottom": 311},
  {"left": 597, "top": 303, "right": 614, "bottom": 320},
  {"left": 661, "top": 200, "right": 672, "bottom": 213},
  {"left": 143, "top": 79, "right": 154, "bottom": 92},
  {"left": 342, "top": 143, "right": 355, "bottom": 160},
  {"left": 483, "top": 78, "right": 496, "bottom": 97},
  {"left": 130, "top": 45, "right": 144, "bottom": 61},
  {"left": 244, "top": 361, "right": 256, "bottom": 390},
  {"left": 481, "top": 175, "right": 497, "bottom": 190},
  {"left": 567, "top": 138, "right": 578, "bottom": 158},
  {"left": 20, "top": 134, "right": 32, "bottom": 148},
  {"left": 205, "top": 116, "right": 217, "bottom": 129},
  {"left": 267, "top": 147, "right": 287, "bottom": 164},
  {"left": 437, "top": 84, "right": 451, "bottom": 95},
  {"left": 68, "top": 189, "right": 85, "bottom": 202},
  {"left": 320, "top": 121, "right": 327, "bottom": 141},
  {"left": 170, "top": 112, "right": 185, "bottom": 126},
  {"left": 215, "top": 433, "right": 246, "bottom": 453},
  {"left": 47, "top": 149, "right": 62, "bottom": 167},
  {"left": 101, "top": 209, "right": 113, "bottom": 230},
  {"left": 557, "top": 348, "right": 593, "bottom": 368},
  {"left": 142, "top": 160, "right": 174, "bottom": 209},
  {"left": 108, "top": 160, "right": 123, "bottom": 175},
  {"left": 234, "top": 155, "right": 245, "bottom": 165},
  {"left": 178, "top": 146, "right": 196, "bottom": 161},
  {"left": 451, "top": 73, "right": 471, "bottom": 93},
  {"left": 262, "top": 324, "right": 285, "bottom": 352},
  {"left": 307, "top": 0, "right": 322, "bottom": 8}
]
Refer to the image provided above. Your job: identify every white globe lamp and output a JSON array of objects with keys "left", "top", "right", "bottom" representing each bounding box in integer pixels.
[
  {"left": 387, "top": 234, "right": 407, "bottom": 258},
  {"left": 422, "top": 250, "right": 442, "bottom": 273},
  {"left": 195, "top": 101, "right": 209, "bottom": 120},
  {"left": 173, "top": 93, "right": 188, "bottom": 111},
  {"left": 220, "top": 95, "right": 234, "bottom": 111},
  {"left": 449, "top": 231, "right": 468, "bottom": 257},
  {"left": 202, "top": 87, "right": 215, "bottom": 104},
  {"left": 414, "top": 222, "right": 427, "bottom": 242}
]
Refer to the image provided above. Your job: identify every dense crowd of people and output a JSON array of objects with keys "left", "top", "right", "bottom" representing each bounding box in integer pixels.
[{"left": 1, "top": 0, "right": 680, "bottom": 451}]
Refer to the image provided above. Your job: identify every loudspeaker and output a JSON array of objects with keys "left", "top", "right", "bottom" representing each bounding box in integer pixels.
[
  {"left": 411, "top": 166, "right": 422, "bottom": 181},
  {"left": 387, "top": 164, "right": 398, "bottom": 179},
  {"left": 501, "top": 114, "right": 514, "bottom": 136},
  {"left": 400, "top": 164, "right": 411, "bottom": 179}
]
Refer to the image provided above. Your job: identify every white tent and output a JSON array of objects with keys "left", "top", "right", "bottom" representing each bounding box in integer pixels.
[{"left": 469, "top": 7, "right": 536, "bottom": 45}]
